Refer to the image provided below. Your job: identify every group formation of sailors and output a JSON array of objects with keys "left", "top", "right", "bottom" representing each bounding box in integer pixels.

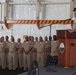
[{"left": 0, "top": 35, "right": 58, "bottom": 70}]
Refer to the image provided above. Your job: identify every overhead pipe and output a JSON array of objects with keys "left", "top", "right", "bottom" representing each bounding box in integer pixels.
[
  {"left": 0, "top": 3, "right": 4, "bottom": 24},
  {"left": 0, "top": 4, "right": 3, "bottom": 24},
  {"left": 70, "top": 0, "right": 74, "bottom": 18},
  {"left": 36, "top": 0, "right": 41, "bottom": 29},
  {"left": 4, "top": 0, "right": 9, "bottom": 19}
]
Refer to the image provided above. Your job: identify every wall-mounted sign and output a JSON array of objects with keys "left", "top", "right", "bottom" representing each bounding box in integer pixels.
[{"left": 59, "top": 43, "right": 65, "bottom": 53}]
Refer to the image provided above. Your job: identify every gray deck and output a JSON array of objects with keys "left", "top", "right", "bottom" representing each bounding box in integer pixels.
[{"left": 18, "top": 66, "right": 76, "bottom": 75}]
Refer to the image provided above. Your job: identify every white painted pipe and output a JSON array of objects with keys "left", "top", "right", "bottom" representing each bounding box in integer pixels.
[
  {"left": 9, "top": 5, "right": 13, "bottom": 20},
  {"left": 9, "top": 2, "right": 70, "bottom": 5},
  {"left": 4, "top": 1, "right": 8, "bottom": 18},
  {"left": 70, "top": 0, "right": 74, "bottom": 18},
  {"left": 0, "top": 3, "right": 4, "bottom": 24},
  {"left": 1, "top": 4, "right": 2, "bottom": 21},
  {"left": 36, "top": 1, "right": 41, "bottom": 20}
]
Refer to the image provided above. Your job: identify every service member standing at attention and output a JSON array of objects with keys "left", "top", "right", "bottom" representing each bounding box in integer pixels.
[
  {"left": 33, "top": 37, "right": 39, "bottom": 61},
  {"left": 44, "top": 36, "right": 51, "bottom": 62},
  {"left": 48, "top": 36, "right": 52, "bottom": 55},
  {"left": 34, "top": 37, "right": 39, "bottom": 50},
  {"left": 31, "top": 36, "right": 36, "bottom": 62},
  {"left": 0, "top": 37, "right": 6, "bottom": 69},
  {"left": 51, "top": 35, "right": 58, "bottom": 58},
  {"left": 34, "top": 36, "right": 45, "bottom": 68},
  {"left": 17, "top": 38, "right": 23, "bottom": 68},
  {"left": 22, "top": 36, "right": 32, "bottom": 70},
  {"left": 8, "top": 37, "right": 18, "bottom": 70},
  {"left": 5, "top": 36, "right": 10, "bottom": 68}
]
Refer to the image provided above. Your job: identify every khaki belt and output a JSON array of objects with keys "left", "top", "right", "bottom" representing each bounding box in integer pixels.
[
  {"left": 38, "top": 52, "right": 41, "bottom": 54},
  {"left": 9, "top": 51, "right": 16, "bottom": 53}
]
